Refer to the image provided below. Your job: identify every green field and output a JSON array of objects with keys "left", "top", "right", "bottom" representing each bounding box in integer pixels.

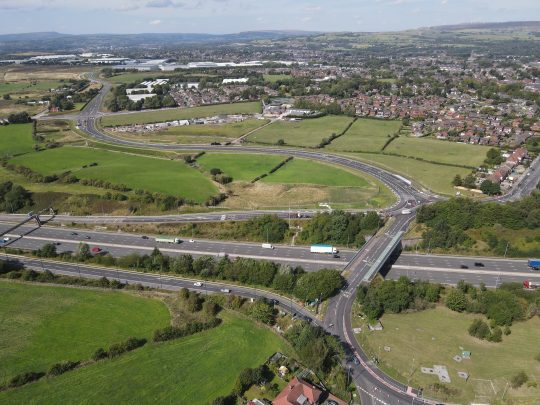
[
  {"left": 0, "top": 80, "right": 64, "bottom": 97},
  {"left": 327, "top": 118, "right": 402, "bottom": 152},
  {"left": 111, "top": 119, "right": 269, "bottom": 145},
  {"left": 0, "top": 312, "right": 288, "bottom": 404},
  {"left": 263, "top": 74, "right": 292, "bottom": 83},
  {"left": 355, "top": 306, "right": 540, "bottom": 404},
  {"left": 9, "top": 146, "right": 218, "bottom": 202},
  {"left": 247, "top": 116, "right": 354, "bottom": 147},
  {"left": 0, "top": 123, "right": 34, "bottom": 157},
  {"left": 101, "top": 102, "right": 262, "bottom": 127},
  {"left": 0, "top": 281, "right": 169, "bottom": 386},
  {"left": 197, "top": 153, "right": 284, "bottom": 181},
  {"left": 263, "top": 158, "right": 370, "bottom": 187},
  {"left": 341, "top": 152, "right": 471, "bottom": 195},
  {"left": 386, "top": 137, "right": 490, "bottom": 167}
]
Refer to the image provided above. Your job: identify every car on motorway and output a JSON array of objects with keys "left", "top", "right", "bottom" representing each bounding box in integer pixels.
[
  {"left": 141, "top": 235, "right": 149, "bottom": 239},
  {"left": 2, "top": 237, "right": 10, "bottom": 242},
  {"left": 91, "top": 247, "right": 101, "bottom": 253},
  {"left": 85, "top": 236, "right": 91, "bottom": 240},
  {"left": 474, "top": 262, "right": 484, "bottom": 267},
  {"left": 220, "top": 288, "right": 231, "bottom": 293},
  {"left": 70, "top": 232, "right": 78, "bottom": 236},
  {"left": 189, "top": 239, "right": 195, "bottom": 243},
  {"left": 220, "top": 215, "right": 227, "bottom": 221},
  {"left": 333, "top": 254, "right": 340, "bottom": 259},
  {"left": 194, "top": 282, "right": 203, "bottom": 287},
  {"left": 460, "top": 264, "right": 469, "bottom": 269}
]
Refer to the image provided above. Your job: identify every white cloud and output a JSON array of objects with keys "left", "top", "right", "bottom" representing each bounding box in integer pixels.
[{"left": 149, "top": 19, "right": 162, "bottom": 25}]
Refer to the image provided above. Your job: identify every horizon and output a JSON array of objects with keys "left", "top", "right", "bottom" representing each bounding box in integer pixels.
[{"left": 0, "top": 0, "right": 539, "bottom": 35}]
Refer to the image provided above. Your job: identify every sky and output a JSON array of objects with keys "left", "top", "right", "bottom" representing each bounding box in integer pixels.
[{"left": 0, "top": 0, "right": 538, "bottom": 35}]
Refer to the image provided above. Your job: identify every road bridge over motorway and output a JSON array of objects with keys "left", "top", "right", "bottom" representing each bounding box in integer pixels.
[{"left": 19, "top": 75, "right": 538, "bottom": 404}]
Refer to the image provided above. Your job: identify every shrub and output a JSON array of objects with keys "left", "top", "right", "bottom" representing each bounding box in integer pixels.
[
  {"left": 8, "top": 371, "right": 45, "bottom": 388},
  {"left": 153, "top": 319, "right": 222, "bottom": 342},
  {"left": 108, "top": 337, "right": 146, "bottom": 358},
  {"left": 445, "top": 289, "right": 467, "bottom": 312},
  {"left": 48, "top": 361, "right": 80, "bottom": 376},
  {"left": 510, "top": 371, "right": 528, "bottom": 388},
  {"left": 468, "top": 319, "right": 490, "bottom": 340},
  {"left": 92, "top": 347, "right": 108, "bottom": 361}
]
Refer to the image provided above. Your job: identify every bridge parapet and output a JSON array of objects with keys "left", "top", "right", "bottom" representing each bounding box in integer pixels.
[{"left": 362, "top": 231, "right": 404, "bottom": 283}]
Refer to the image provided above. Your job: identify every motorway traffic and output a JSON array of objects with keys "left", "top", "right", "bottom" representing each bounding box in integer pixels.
[{"left": 4, "top": 76, "right": 538, "bottom": 405}]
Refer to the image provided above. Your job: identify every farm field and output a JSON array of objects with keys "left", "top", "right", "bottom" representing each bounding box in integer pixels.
[
  {"left": 340, "top": 152, "right": 472, "bottom": 195},
  {"left": 246, "top": 116, "right": 354, "bottom": 147},
  {"left": 0, "top": 80, "right": 65, "bottom": 97},
  {"left": 108, "top": 119, "right": 269, "bottom": 144},
  {"left": 9, "top": 146, "right": 218, "bottom": 202},
  {"left": 263, "top": 74, "right": 292, "bottom": 83},
  {"left": 0, "top": 123, "right": 35, "bottom": 157},
  {"left": 0, "top": 312, "right": 289, "bottom": 405},
  {"left": 0, "top": 281, "right": 169, "bottom": 386},
  {"left": 354, "top": 306, "right": 540, "bottom": 404},
  {"left": 327, "top": 118, "right": 402, "bottom": 152},
  {"left": 197, "top": 153, "right": 284, "bottom": 181},
  {"left": 262, "top": 158, "right": 371, "bottom": 187},
  {"left": 386, "top": 136, "right": 490, "bottom": 167},
  {"left": 0, "top": 66, "right": 89, "bottom": 82},
  {"left": 100, "top": 102, "right": 262, "bottom": 127}
]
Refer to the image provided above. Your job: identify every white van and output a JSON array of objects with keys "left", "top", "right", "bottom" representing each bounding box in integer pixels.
[{"left": 261, "top": 243, "right": 274, "bottom": 249}]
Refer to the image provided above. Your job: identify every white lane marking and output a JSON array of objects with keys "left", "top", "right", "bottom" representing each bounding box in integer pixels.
[{"left": 392, "top": 264, "right": 539, "bottom": 278}]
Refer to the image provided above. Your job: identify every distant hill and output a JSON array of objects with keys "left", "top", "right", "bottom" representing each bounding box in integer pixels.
[{"left": 425, "top": 21, "right": 540, "bottom": 31}]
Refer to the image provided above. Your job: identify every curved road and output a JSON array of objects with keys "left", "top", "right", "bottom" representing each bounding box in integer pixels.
[{"left": 28, "top": 77, "right": 537, "bottom": 404}]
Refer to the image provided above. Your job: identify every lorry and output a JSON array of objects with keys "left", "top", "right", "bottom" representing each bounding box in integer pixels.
[
  {"left": 310, "top": 244, "right": 338, "bottom": 254},
  {"left": 261, "top": 243, "right": 274, "bottom": 249},
  {"left": 155, "top": 237, "right": 181, "bottom": 244},
  {"left": 528, "top": 259, "right": 540, "bottom": 270},
  {"left": 523, "top": 280, "right": 540, "bottom": 289}
]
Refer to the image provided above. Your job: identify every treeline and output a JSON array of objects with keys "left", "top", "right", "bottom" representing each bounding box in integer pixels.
[
  {"left": 7, "top": 112, "right": 32, "bottom": 124},
  {"left": 416, "top": 194, "right": 540, "bottom": 251},
  {"left": 299, "top": 210, "right": 382, "bottom": 247},
  {"left": 445, "top": 280, "right": 539, "bottom": 342},
  {"left": 317, "top": 118, "right": 357, "bottom": 149},
  {"left": 251, "top": 156, "right": 293, "bottom": 183},
  {"left": 0, "top": 181, "right": 33, "bottom": 213},
  {"left": 356, "top": 277, "right": 442, "bottom": 320},
  {"left": 356, "top": 276, "right": 540, "bottom": 344},
  {"left": 29, "top": 243, "right": 344, "bottom": 302}
]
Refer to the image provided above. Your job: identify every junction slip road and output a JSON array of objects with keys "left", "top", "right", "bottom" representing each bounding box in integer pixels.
[{"left": 17, "top": 77, "right": 539, "bottom": 404}]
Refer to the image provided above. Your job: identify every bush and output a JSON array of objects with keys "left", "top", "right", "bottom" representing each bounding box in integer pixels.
[
  {"left": 92, "top": 347, "right": 108, "bottom": 361},
  {"left": 510, "top": 371, "right": 528, "bottom": 388},
  {"left": 8, "top": 371, "right": 45, "bottom": 388},
  {"left": 153, "top": 319, "right": 222, "bottom": 342},
  {"left": 445, "top": 289, "right": 467, "bottom": 312},
  {"left": 47, "top": 361, "right": 80, "bottom": 376},
  {"left": 468, "top": 319, "right": 490, "bottom": 340},
  {"left": 108, "top": 337, "right": 146, "bottom": 358}
]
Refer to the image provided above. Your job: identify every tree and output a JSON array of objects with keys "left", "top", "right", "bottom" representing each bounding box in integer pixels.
[
  {"left": 452, "top": 174, "right": 463, "bottom": 187},
  {"left": 209, "top": 168, "right": 222, "bottom": 176},
  {"left": 248, "top": 300, "right": 275, "bottom": 324},
  {"left": 77, "top": 242, "right": 91, "bottom": 260},
  {"left": 480, "top": 180, "right": 501, "bottom": 196},
  {"left": 3, "top": 93, "right": 11, "bottom": 100},
  {"left": 462, "top": 174, "right": 476, "bottom": 189},
  {"left": 445, "top": 289, "right": 467, "bottom": 312},
  {"left": 276, "top": 139, "right": 286, "bottom": 146},
  {"left": 294, "top": 269, "right": 344, "bottom": 301}
]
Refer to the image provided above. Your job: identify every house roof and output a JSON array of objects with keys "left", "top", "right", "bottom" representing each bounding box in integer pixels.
[{"left": 272, "top": 377, "right": 323, "bottom": 405}]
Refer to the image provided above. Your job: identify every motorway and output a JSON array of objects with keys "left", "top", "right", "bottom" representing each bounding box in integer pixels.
[{"left": 8, "top": 76, "right": 538, "bottom": 404}]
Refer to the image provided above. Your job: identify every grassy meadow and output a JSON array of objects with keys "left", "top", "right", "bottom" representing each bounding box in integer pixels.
[
  {"left": 0, "top": 123, "right": 35, "bottom": 157},
  {"left": 247, "top": 116, "right": 354, "bottom": 147},
  {"left": 0, "top": 281, "right": 169, "bottom": 386},
  {"left": 327, "top": 118, "right": 402, "bottom": 152},
  {"left": 9, "top": 146, "right": 218, "bottom": 202},
  {"left": 0, "top": 311, "right": 289, "bottom": 404}
]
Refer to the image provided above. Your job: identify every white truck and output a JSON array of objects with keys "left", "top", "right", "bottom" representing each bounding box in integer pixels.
[
  {"left": 155, "top": 237, "right": 181, "bottom": 244},
  {"left": 310, "top": 244, "right": 338, "bottom": 254},
  {"left": 261, "top": 243, "right": 274, "bottom": 249}
]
